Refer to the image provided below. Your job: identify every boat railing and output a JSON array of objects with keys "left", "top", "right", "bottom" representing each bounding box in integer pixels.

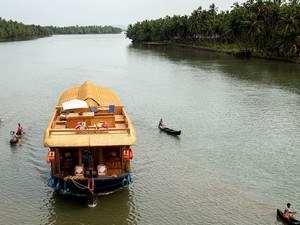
[
  {"left": 50, "top": 108, "right": 60, "bottom": 129},
  {"left": 48, "top": 106, "right": 132, "bottom": 136},
  {"left": 121, "top": 108, "right": 130, "bottom": 133},
  {"left": 49, "top": 127, "right": 130, "bottom": 135}
]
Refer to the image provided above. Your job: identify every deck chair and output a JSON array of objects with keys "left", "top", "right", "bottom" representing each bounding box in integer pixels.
[{"left": 109, "top": 105, "right": 115, "bottom": 113}]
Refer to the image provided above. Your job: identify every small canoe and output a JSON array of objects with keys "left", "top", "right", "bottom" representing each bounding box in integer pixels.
[
  {"left": 9, "top": 132, "right": 24, "bottom": 145},
  {"left": 277, "top": 209, "right": 300, "bottom": 225},
  {"left": 158, "top": 124, "right": 181, "bottom": 135}
]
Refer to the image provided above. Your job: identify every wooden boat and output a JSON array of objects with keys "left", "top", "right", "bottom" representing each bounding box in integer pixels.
[
  {"left": 158, "top": 123, "right": 181, "bottom": 135},
  {"left": 277, "top": 209, "right": 300, "bottom": 225},
  {"left": 9, "top": 133, "right": 23, "bottom": 144},
  {"left": 43, "top": 81, "right": 137, "bottom": 203}
]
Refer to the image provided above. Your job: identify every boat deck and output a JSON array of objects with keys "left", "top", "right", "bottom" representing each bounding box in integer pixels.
[{"left": 48, "top": 106, "right": 131, "bottom": 136}]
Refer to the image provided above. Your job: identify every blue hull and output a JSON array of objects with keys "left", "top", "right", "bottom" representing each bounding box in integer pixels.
[{"left": 50, "top": 173, "right": 132, "bottom": 196}]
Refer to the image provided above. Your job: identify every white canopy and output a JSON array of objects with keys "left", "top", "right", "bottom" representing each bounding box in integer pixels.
[{"left": 62, "top": 99, "right": 88, "bottom": 111}]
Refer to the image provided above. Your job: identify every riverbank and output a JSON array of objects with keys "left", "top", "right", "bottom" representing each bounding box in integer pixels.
[
  {"left": 175, "top": 43, "right": 300, "bottom": 63},
  {"left": 0, "top": 35, "right": 52, "bottom": 42},
  {"left": 140, "top": 41, "right": 300, "bottom": 64}
]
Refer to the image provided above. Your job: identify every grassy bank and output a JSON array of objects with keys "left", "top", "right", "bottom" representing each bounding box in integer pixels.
[{"left": 140, "top": 41, "right": 300, "bottom": 64}]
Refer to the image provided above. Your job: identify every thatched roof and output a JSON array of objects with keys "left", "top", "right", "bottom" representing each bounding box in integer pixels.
[{"left": 57, "top": 81, "right": 122, "bottom": 107}]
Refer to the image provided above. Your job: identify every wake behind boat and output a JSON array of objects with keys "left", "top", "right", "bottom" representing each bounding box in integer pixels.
[
  {"left": 158, "top": 119, "right": 181, "bottom": 135},
  {"left": 43, "top": 81, "right": 137, "bottom": 204}
]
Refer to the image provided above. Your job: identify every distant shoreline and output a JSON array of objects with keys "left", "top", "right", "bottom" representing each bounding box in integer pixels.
[
  {"left": 0, "top": 17, "right": 123, "bottom": 42},
  {"left": 0, "top": 32, "right": 122, "bottom": 43},
  {"left": 0, "top": 35, "right": 52, "bottom": 43}
]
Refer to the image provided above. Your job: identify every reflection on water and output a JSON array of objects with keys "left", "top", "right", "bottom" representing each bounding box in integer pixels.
[
  {"left": 129, "top": 44, "right": 300, "bottom": 95},
  {"left": 46, "top": 188, "right": 135, "bottom": 225}
]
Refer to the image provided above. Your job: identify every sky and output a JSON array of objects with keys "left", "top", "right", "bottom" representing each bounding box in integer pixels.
[{"left": 0, "top": 0, "right": 245, "bottom": 27}]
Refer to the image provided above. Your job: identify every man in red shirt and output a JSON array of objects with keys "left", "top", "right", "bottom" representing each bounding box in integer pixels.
[{"left": 17, "top": 123, "right": 23, "bottom": 135}]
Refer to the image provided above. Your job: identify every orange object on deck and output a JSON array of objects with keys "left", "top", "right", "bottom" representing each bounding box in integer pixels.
[
  {"left": 46, "top": 151, "right": 55, "bottom": 163},
  {"left": 123, "top": 149, "right": 134, "bottom": 160}
]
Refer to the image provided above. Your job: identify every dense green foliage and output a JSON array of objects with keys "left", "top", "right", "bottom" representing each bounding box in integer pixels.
[
  {"left": 0, "top": 17, "right": 52, "bottom": 41},
  {"left": 126, "top": 0, "right": 300, "bottom": 59},
  {"left": 47, "top": 25, "right": 122, "bottom": 34},
  {"left": 0, "top": 17, "right": 122, "bottom": 41}
]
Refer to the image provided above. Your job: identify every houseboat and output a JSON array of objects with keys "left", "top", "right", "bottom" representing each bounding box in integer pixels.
[{"left": 43, "top": 81, "right": 136, "bottom": 203}]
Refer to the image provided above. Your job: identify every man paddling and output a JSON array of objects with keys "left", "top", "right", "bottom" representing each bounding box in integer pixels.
[
  {"left": 159, "top": 118, "right": 165, "bottom": 128},
  {"left": 283, "top": 203, "right": 297, "bottom": 219}
]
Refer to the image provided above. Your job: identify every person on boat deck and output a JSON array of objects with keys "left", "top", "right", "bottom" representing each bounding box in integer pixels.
[
  {"left": 75, "top": 121, "right": 86, "bottom": 130},
  {"left": 283, "top": 203, "right": 296, "bottom": 219},
  {"left": 81, "top": 121, "right": 86, "bottom": 130},
  {"left": 75, "top": 121, "right": 81, "bottom": 129},
  {"left": 16, "top": 123, "right": 23, "bottom": 135}
]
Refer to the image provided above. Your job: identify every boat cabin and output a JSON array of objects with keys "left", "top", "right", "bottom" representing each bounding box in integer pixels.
[{"left": 49, "top": 146, "right": 132, "bottom": 178}]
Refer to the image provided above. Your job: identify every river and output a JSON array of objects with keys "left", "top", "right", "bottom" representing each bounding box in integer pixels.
[{"left": 0, "top": 34, "right": 299, "bottom": 225}]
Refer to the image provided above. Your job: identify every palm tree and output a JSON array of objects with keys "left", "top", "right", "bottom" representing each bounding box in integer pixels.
[{"left": 276, "top": 0, "right": 300, "bottom": 57}]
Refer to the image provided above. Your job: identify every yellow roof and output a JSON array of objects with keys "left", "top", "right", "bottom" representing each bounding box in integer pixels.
[{"left": 57, "top": 81, "right": 122, "bottom": 107}]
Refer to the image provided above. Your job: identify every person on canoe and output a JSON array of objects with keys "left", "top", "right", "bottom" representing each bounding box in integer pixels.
[
  {"left": 16, "top": 123, "right": 23, "bottom": 135},
  {"left": 159, "top": 118, "right": 165, "bottom": 127},
  {"left": 283, "top": 203, "right": 297, "bottom": 219},
  {"left": 10, "top": 131, "right": 17, "bottom": 142}
]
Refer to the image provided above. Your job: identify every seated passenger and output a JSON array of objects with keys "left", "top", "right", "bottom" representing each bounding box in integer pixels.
[
  {"left": 101, "top": 121, "right": 108, "bottom": 128},
  {"left": 75, "top": 121, "right": 86, "bottom": 130},
  {"left": 283, "top": 203, "right": 296, "bottom": 220},
  {"left": 75, "top": 121, "right": 81, "bottom": 129},
  {"left": 10, "top": 131, "right": 17, "bottom": 141},
  {"left": 159, "top": 118, "right": 165, "bottom": 127}
]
